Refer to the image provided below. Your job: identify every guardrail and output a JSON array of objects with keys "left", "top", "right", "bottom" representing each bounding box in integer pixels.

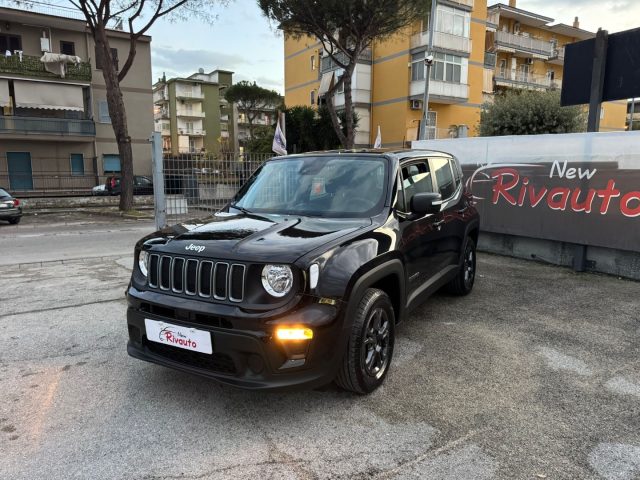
[{"left": 0, "top": 116, "right": 95, "bottom": 136}]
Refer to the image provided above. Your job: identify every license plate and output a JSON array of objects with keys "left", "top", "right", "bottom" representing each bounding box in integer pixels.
[
  {"left": 0, "top": 203, "right": 8, "bottom": 209},
  {"left": 144, "top": 319, "right": 212, "bottom": 354}
]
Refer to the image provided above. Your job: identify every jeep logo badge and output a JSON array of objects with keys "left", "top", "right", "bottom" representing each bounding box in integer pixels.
[{"left": 185, "top": 244, "right": 205, "bottom": 253}]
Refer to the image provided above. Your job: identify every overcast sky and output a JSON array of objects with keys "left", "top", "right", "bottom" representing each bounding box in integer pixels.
[{"left": 145, "top": 0, "right": 638, "bottom": 93}]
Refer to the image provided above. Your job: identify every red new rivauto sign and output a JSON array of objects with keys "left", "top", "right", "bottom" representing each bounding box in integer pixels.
[{"left": 414, "top": 132, "right": 640, "bottom": 253}]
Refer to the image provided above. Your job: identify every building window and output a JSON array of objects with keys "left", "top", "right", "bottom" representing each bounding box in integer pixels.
[
  {"left": 70, "top": 154, "right": 84, "bottom": 176},
  {"left": 435, "top": 5, "right": 470, "bottom": 38},
  {"left": 311, "top": 54, "right": 316, "bottom": 70},
  {"left": 95, "top": 46, "right": 119, "bottom": 71},
  {"left": 60, "top": 41, "right": 75, "bottom": 56},
  {"left": 336, "top": 69, "right": 345, "bottom": 94},
  {"left": 411, "top": 53, "right": 425, "bottom": 81},
  {"left": 430, "top": 53, "right": 462, "bottom": 83},
  {"left": 98, "top": 100, "right": 111, "bottom": 123},
  {"left": 0, "top": 34, "right": 22, "bottom": 53},
  {"left": 103, "top": 154, "right": 121, "bottom": 173},
  {"left": 310, "top": 90, "right": 316, "bottom": 105}
]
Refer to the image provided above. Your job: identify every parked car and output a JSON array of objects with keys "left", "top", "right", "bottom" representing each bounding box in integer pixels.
[
  {"left": 105, "top": 175, "right": 154, "bottom": 196},
  {"left": 126, "top": 150, "right": 479, "bottom": 393},
  {"left": 92, "top": 184, "right": 108, "bottom": 196},
  {"left": 0, "top": 188, "right": 22, "bottom": 225}
]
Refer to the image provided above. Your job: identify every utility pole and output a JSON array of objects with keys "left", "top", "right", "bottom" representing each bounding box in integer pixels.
[{"left": 418, "top": 0, "right": 437, "bottom": 140}]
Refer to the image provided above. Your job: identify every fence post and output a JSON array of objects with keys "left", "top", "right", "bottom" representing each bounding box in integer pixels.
[{"left": 150, "top": 132, "right": 166, "bottom": 230}]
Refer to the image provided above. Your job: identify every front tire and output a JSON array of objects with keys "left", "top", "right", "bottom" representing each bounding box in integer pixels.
[
  {"left": 8, "top": 217, "right": 21, "bottom": 225},
  {"left": 336, "top": 288, "right": 395, "bottom": 394},
  {"left": 446, "top": 236, "right": 476, "bottom": 296}
]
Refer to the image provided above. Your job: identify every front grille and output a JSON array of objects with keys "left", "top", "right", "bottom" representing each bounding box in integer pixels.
[
  {"left": 144, "top": 338, "right": 237, "bottom": 375},
  {"left": 148, "top": 254, "right": 245, "bottom": 303}
]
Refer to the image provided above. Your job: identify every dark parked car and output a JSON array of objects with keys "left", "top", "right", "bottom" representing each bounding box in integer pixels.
[
  {"left": 0, "top": 188, "right": 22, "bottom": 225},
  {"left": 105, "top": 175, "right": 154, "bottom": 196},
  {"left": 126, "top": 150, "right": 479, "bottom": 393}
]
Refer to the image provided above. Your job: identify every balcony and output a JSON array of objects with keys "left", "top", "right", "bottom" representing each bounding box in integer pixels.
[
  {"left": 0, "top": 116, "right": 95, "bottom": 137},
  {"left": 448, "top": 0, "right": 474, "bottom": 7},
  {"left": 495, "top": 70, "right": 561, "bottom": 91},
  {"left": 411, "top": 30, "right": 472, "bottom": 55},
  {"left": 176, "top": 91, "right": 205, "bottom": 101},
  {"left": 220, "top": 114, "right": 230, "bottom": 122},
  {"left": 548, "top": 46, "right": 566, "bottom": 65},
  {"left": 486, "top": 11, "right": 500, "bottom": 31},
  {"left": 176, "top": 110, "right": 205, "bottom": 118},
  {"left": 0, "top": 54, "right": 91, "bottom": 82},
  {"left": 154, "top": 110, "right": 169, "bottom": 121},
  {"left": 320, "top": 49, "right": 372, "bottom": 73},
  {"left": 153, "top": 92, "right": 168, "bottom": 104},
  {"left": 495, "top": 30, "right": 554, "bottom": 58},
  {"left": 410, "top": 79, "right": 469, "bottom": 103},
  {"left": 178, "top": 129, "right": 206, "bottom": 136}
]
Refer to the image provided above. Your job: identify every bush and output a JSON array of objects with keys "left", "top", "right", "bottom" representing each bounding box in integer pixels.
[{"left": 480, "top": 90, "right": 585, "bottom": 136}]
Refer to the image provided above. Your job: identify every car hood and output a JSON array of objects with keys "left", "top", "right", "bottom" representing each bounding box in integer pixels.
[{"left": 150, "top": 212, "right": 372, "bottom": 263}]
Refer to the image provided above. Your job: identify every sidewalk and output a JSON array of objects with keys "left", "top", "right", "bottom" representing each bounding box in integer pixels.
[{"left": 19, "top": 195, "right": 155, "bottom": 220}]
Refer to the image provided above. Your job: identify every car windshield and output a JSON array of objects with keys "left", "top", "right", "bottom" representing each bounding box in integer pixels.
[
  {"left": 232, "top": 156, "right": 388, "bottom": 218},
  {"left": 0, "top": 188, "right": 10, "bottom": 198}
]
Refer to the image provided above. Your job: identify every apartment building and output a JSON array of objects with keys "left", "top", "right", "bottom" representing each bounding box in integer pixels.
[
  {"left": 284, "top": 0, "right": 626, "bottom": 147},
  {"left": 237, "top": 106, "right": 277, "bottom": 147},
  {"left": 484, "top": 2, "right": 627, "bottom": 131},
  {"left": 626, "top": 99, "right": 639, "bottom": 131},
  {"left": 0, "top": 5, "right": 153, "bottom": 193},
  {"left": 153, "top": 69, "right": 236, "bottom": 155}
]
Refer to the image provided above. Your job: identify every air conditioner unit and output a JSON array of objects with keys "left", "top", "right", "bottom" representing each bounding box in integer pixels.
[{"left": 410, "top": 99, "right": 422, "bottom": 110}]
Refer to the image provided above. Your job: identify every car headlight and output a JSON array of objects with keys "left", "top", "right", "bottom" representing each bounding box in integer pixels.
[
  {"left": 261, "top": 264, "right": 293, "bottom": 297},
  {"left": 139, "top": 250, "right": 150, "bottom": 277}
]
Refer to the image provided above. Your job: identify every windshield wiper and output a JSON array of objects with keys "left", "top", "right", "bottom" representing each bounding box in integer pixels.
[{"left": 230, "top": 203, "right": 253, "bottom": 215}]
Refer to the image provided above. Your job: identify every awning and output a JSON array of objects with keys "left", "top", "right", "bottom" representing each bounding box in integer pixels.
[
  {"left": 0, "top": 79, "right": 10, "bottom": 108},
  {"left": 14, "top": 80, "right": 84, "bottom": 111},
  {"left": 318, "top": 71, "right": 335, "bottom": 96}
]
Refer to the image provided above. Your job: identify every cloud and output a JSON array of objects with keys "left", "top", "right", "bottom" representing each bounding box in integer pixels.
[{"left": 151, "top": 46, "right": 250, "bottom": 77}]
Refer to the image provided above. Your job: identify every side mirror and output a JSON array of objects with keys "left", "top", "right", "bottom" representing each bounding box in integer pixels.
[{"left": 410, "top": 192, "right": 442, "bottom": 216}]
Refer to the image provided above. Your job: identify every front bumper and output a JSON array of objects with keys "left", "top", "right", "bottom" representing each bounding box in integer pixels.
[{"left": 126, "top": 288, "right": 347, "bottom": 391}]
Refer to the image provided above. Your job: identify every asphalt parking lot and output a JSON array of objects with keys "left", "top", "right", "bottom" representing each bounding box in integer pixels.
[{"left": 0, "top": 218, "right": 639, "bottom": 479}]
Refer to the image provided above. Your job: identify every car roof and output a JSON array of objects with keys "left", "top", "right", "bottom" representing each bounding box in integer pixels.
[{"left": 274, "top": 149, "right": 454, "bottom": 161}]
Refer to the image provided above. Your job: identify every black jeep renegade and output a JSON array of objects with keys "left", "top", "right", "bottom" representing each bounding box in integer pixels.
[{"left": 127, "top": 150, "right": 479, "bottom": 393}]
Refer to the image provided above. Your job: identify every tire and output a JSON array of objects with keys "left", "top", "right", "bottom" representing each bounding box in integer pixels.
[
  {"left": 446, "top": 236, "right": 476, "bottom": 296},
  {"left": 336, "top": 288, "right": 395, "bottom": 394},
  {"left": 8, "top": 217, "right": 21, "bottom": 225}
]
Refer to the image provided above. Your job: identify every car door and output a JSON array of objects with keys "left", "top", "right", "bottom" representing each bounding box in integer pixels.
[
  {"left": 397, "top": 159, "right": 448, "bottom": 303},
  {"left": 429, "top": 156, "right": 465, "bottom": 269}
]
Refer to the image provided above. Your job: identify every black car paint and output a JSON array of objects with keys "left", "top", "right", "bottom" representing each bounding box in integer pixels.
[{"left": 126, "top": 151, "right": 480, "bottom": 390}]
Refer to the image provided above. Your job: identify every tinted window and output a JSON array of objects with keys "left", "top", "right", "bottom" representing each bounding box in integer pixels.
[
  {"left": 0, "top": 188, "right": 10, "bottom": 198},
  {"left": 233, "top": 156, "right": 388, "bottom": 218},
  {"left": 401, "top": 161, "right": 434, "bottom": 210},
  {"left": 431, "top": 157, "right": 456, "bottom": 199}
]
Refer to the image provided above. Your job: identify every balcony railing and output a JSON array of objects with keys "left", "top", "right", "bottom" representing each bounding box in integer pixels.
[
  {"left": 176, "top": 111, "right": 206, "bottom": 118},
  {"left": 178, "top": 129, "right": 206, "bottom": 136},
  {"left": 176, "top": 91, "right": 205, "bottom": 100},
  {"left": 410, "top": 79, "right": 469, "bottom": 101},
  {"left": 320, "top": 49, "right": 373, "bottom": 73},
  {"left": 411, "top": 30, "right": 472, "bottom": 54},
  {"left": 495, "top": 30, "right": 554, "bottom": 57},
  {"left": 448, "top": 0, "right": 474, "bottom": 7},
  {"left": 0, "top": 116, "right": 95, "bottom": 136},
  {"left": 550, "top": 46, "right": 565, "bottom": 63},
  {"left": 495, "top": 70, "right": 561, "bottom": 90},
  {"left": 0, "top": 54, "right": 92, "bottom": 82},
  {"left": 154, "top": 110, "right": 169, "bottom": 121}
]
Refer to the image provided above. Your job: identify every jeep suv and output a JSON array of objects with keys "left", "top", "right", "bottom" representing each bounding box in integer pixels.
[{"left": 126, "top": 150, "right": 479, "bottom": 393}]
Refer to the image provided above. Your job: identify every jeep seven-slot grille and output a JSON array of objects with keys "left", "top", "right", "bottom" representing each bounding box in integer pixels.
[{"left": 147, "top": 254, "right": 245, "bottom": 302}]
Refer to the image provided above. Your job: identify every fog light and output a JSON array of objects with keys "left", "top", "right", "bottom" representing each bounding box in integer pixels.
[{"left": 275, "top": 327, "right": 313, "bottom": 341}]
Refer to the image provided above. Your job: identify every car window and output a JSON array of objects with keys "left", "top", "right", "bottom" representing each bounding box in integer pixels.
[
  {"left": 0, "top": 188, "right": 10, "bottom": 198},
  {"left": 139, "top": 177, "right": 152, "bottom": 186},
  {"left": 430, "top": 157, "right": 456, "bottom": 199},
  {"left": 451, "top": 159, "right": 462, "bottom": 184},
  {"left": 401, "top": 161, "right": 434, "bottom": 211}
]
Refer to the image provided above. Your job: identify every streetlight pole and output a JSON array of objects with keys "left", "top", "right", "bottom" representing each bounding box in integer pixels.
[{"left": 419, "top": 0, "right": 437, "bottom": 141}]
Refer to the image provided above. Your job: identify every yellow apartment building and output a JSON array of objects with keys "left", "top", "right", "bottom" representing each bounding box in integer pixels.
[
  {"left": 284, "top": 0, "right": 626, "bottom": 148},
  {"left": 485, "top": 1, "right": 627, "bottom": 132}
]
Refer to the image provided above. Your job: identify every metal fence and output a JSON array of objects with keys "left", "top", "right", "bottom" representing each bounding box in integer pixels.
[
  {"left": 160, "top": 152, "right": 273, "bottom": 225},
  {"left": 0, "top": 172, "right": 111, "bottom": 197}
]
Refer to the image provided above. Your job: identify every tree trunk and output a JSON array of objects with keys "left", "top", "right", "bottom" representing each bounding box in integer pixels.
[
  {"left": 96, "top": 27, "right": 134, "bottom": 211},
  {"left": 342, "top": 64, "right": 355, "bottom": 149}
]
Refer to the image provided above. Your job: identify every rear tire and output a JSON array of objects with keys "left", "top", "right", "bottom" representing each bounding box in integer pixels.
[
  {"left": 336, "top": 288, "right": 395, "bottom": 394},
  {"left": 8, "top": 217, "right": 21, "bottom": 225},
  {"left": 446, "top": 236, "right": 476, "bottom": 296}
]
